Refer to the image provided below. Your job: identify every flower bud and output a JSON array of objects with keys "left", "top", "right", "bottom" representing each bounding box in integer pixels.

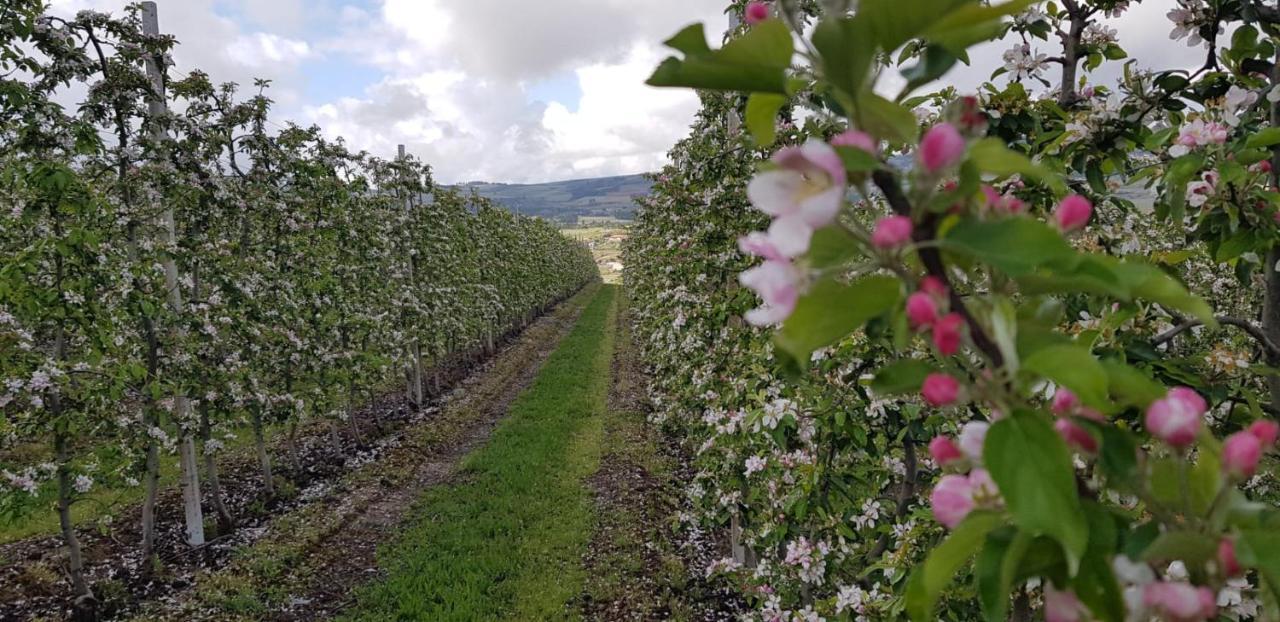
[
  {"left": 905, "top": 292, "right": 938, "bottom": 329},
  {"left": 871, "top": 215, "right": 914, "bottom": 249},
  {"left": 1051, "top": 388, "right": 1079, "bottom": 415},
  {"left": 928, "top": 436, "right": 963, "bottom": 467},
  {"left": 1055, "top": 418, "right": 1098, "bottom": 454},
  {"left": 958, "top": 421, "right": 988, "bottom": 462},
  {"left": 919, "top": 275, "right": 948, "bottom": 298},
  {"left": 932, "top": 312, "right": 964, "bottom": 355},
  {"left": 930, "top": 474, "right": 974, "bottom": 529},
  {"left": 1143, "top": 582, "right": 1216, "bottom": 622},
  {"left": 1223, "top": 431, "right": 1262, "bottom": 479},
  {"left": 1054, "top": 194, "right": 1093, "bottom": 231},
  {"left": 1145, "top": 387, "right": 1206, "bottom": 448},
  {"left": 1248, "top": 419, "right": 1279, "bottom": 446},
  {"left": 831, "top": 129, "right": 877, "bottom": 153},
  {"left": 745, "top": 1, "right": 770, "bottom": 25},
  {"left": 1045, "top": 585, "right": 1086, "bottom": 622},
  {"left": 1218, "top": 538, "right": 1242, "bottom": 577},
  {"left": 918, "top": 123, "right": 965, "bottom": 174},
  {"left": 922, "top": 373, "right": 961, "bottom": 407}
]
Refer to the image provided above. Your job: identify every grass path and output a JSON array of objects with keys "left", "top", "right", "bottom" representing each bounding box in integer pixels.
[{"left": 342, "top": 285, "right": 618, "bottom": 621}]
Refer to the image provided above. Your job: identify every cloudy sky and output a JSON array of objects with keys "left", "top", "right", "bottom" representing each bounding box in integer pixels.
[{"left": 45, "top": 1, "right": 1213, "bottom": 185}]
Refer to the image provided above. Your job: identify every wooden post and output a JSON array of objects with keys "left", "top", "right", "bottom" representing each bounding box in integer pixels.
[
  {"left": 141, "top": 1, "right": 204, "bottom": 547},
  {"left": 399, "top": 144, "right": 426, "bottom": 408}
]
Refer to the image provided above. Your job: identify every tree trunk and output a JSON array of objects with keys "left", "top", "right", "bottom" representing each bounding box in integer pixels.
[
  {"left": 252, "top": 409, "right": 274, "bottom": 497},
  {"left": 199, "top": 403, "right": 234, "bottom": 534},
  {"left": 286, "top": 420, "right": 301, "bottom": 471},
  {"left": 1268, "top": 49, "right": 1280, "bottom": 406},
  {"left": 54, "top": 420, "right": 95, "bottom": 616},
  {"left": 178, "top": 431, "right": 205, "bottom": 546},
  {"left": 139, "top": 407, "right": 161, "bottom": 576},
  {"left": 1057, "top": 12, "right": 1085, "bottom": 108},
  {"left": 346, "top": 380, "right": 364, "bottom": 447},
  {"left": 329, "top": 419, "right": 344, "bottom": 456}
]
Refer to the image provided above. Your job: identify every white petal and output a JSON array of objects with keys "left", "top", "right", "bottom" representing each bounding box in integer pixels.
[
  {"left": 796, "top": 186, "right": 844, "bottom": 228},
  {"left": 767, "top": 217, "right": 813, "bottom": 258},
  {"left": 747, "top": 170, "right": 803, "bottom": 218}
]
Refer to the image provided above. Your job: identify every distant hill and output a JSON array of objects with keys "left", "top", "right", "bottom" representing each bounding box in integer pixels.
[{"left": 455, "top": 174, "right": 651, "bottom": 223}]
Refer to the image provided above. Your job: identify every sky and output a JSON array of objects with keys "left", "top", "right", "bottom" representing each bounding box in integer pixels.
[{"left": 43, "top": 1, "right": 1216, "bottom": 185}]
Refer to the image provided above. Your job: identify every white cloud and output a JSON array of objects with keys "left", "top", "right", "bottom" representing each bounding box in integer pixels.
[{"left": 224, "top": 33, "right": 312, "bottom": 68}]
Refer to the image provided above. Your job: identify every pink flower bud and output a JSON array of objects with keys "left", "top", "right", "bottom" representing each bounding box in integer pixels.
[
  {"left": 744, "top": 1, "right": 770, "bottom": 25},
  {"left": 1054, "top": 194, "right": 1093, "bottom": 231},
  {"left": 932, "top": 312, "right": 964, "bottom": 355},
  {"left": 922, "top": 373, "right": 961, "bottom": 407},
  {"left": 1055, "top": 418, "right": 1098, "bottom": 454},
  {"left": 929, "top": 436, "right": 963, "bottom": 467},
  {"left": 1223, "top": 431, "right": 1262, "bottom": 479},
  {"left": 918, "top": 278, "right": 946, "bottom": 302},
  {"left": 871, "top": 215, "right": 914, "bottom": 249},
  {"left": 1145, "top": 387, "right": 1206, "bottom": 448},
  {"left": 906, "top": 291, "right": 939, "bottom": 329},
  {"left": 1051, "top": 388, "right": 1079, "bottom": 415},
  {"left": 1045, "top": 585, "right": 1086, "bottom": 622},
  {"left": 1219, "top": 538, "right": 1242, "bottom": 577},
  {"left": 930, "top": 474, "right": 974, "bottom": 529},
  {"left": 919, "top": 123, "right": 965, "bottom": 174},
  {"left": 1143, "top": 582, "right": 1216, "bottom": 622},
  {"left": 1248, "top": 419, "right": 1279, "bottom": 446},
  {"left": 831, "top": 129, "right": 877, "bottom": 153}
]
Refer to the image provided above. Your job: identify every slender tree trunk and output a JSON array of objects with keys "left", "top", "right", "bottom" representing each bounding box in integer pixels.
[
  {"left": 140, "top": 418, "right": 160, "bottom": 574},
  {"left": 252, "top": 408, "right": 274, "bottom": 497},
  {"left": 346, "top": 379, "right": 364, "bottom": 447},
  {"left": 178, "top": 432, "right": 205, "bottom": 546},
  {"left": 329, "top": 419, "right": 344, "bottom": 456},
  {"left": 199, "top": 403, "right": 234, "bottom": 534},
  {"left": 1267, "top": 48, "right": 1280, "bottom": 406},
  {"left": 1057, "top": 10, "right": 1086, "bottom": 107},
  {"left": 286, "top": 420, "right": 301, "bottom": 471},
  {"left": 55, "top": 430, "right": 96, "bottom": 618}
]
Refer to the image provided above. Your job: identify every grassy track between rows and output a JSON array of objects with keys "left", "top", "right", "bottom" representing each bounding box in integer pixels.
[{"left": 343, "top": 285, "right": 618, "bottom": 621}]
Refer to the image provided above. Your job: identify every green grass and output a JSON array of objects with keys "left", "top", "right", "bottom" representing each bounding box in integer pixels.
[{"left": 342, "top": 285, "right": 618, "bottom": 621}]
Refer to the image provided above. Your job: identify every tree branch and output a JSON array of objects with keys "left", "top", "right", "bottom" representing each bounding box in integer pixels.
[{"left": 1152, "top": 315, "right": 1280, "bottom": 360}]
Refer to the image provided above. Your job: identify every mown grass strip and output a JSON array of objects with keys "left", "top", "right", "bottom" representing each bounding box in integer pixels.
[{"left": 343, "top": 285, "right": 617, "bottom": 621}]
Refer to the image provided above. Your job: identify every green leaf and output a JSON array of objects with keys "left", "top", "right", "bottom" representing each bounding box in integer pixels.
[
  {"left": 967, "top": 138, "right": 1066, "bottom": 193},
  {"left": 857, "top": 0, "right": 970, "bottom": 53},
  {"left": 1111, "top": 262, "right": 1215, "bottom": 326},
  {"left": 1023, "top": 345, "right": 1109, "bottom": 410},
  {"left": 813, "top": 16, "right": 877, "bottom": 100},
  {"left": 859, "top": 93, "right": 920, "bottom": 143},
  {"left": 648, "top": 20, "right": 793, "bottom": 93},
  {"left": 943, "top": 216, "right": 1076, "bottom": 277},
  {"left": 746, "top": 93, "right": 788, "bottom": 146},
  {"left": 1141, "top": 531, "right": 1218, "bottom": 567},
  {"left": 1101, "top": 360, "right": 1166, "bottom": 410},
  {"left": 1095, "top": 424, "right": 1140, "bottom": 490},
  {"left": 901, "top": 44, "right": 960, "bottom": 95},
  {"left": 1247, "top": 127, "right": 1280, "bottom": 149},
  {"left": 835, "top": 145, "right": 882, "bottom": 173},
  {"left": 906, "top": 511, "right": 1004, "bottom": 621},
  {"left": 922, "top": 0, "right": 1036, "bottom": 51},
  {"left": 1238, "top": 530, "right": 1280, "bottom": 602},
  {"left": 807, "top": 226, "right": 863, "bottom": 269},
  {"left": 976, "top": 526, "right": 1031, "bottom": 621},
  {"left": 1188, "top": 441, "right": 1222, "bottom": 515},
  {"left": 1075, "top": 503, "right": 1125, "bottom": 622},
  {"left": 870, "top": 359, "right": 934, "bottom": 395},
  {"left": 775, "top": 275, "right": 901, "bottom": 364},
  {"left": 985, "top": 411, "right": 1089, "bottom": 573}
]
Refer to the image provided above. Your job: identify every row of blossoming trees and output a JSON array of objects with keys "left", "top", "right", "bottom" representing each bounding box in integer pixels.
[
  {"left": 628, "top": 0, "right": 1280, "bottom": 620},
  {"left": 0, "top": 1, "right": 596, "bottom": 613}
]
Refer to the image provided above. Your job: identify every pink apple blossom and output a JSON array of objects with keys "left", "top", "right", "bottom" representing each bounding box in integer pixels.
[
  {"left": 1054, "top": 194, "right": 1093, "bottom": 231},
  {"left": 958, "top": 421, "right": 988, "bottom": 462},
  {"left": 1052, "top": 388, "right": 1079, "bottom": 415},
  {"left": 1145, "top": 387, "right": 1206, "bottom": 448},
  {"left": 918, "top": 123, "right": 965, "bottom": 173},
  {"left": 745, "top": 1, "right": 770, "bottom": 25},
  {"left": 929, "top": 436, "right": 963, "bottom": 467},
  {"left": 1055, "top": 418, "right": 1098, "bottom": 454},
  {"left": 747, "top": 140, "right": 846, "bottom": 231},
  {"left": 872, "top": 215, "right": 914, "bottom": 249},
  {"left": 831, "top": 129, "right": 877, "bottom": 153},
  {"left": 930, "top": 474, "right": 974, "bottom": 529},
  {"left": 919, "top": 275, "right": 948, "bottom": 298},
  {"left": 932, "top": 312, "right": 964, "bottom": 355},
  {"left": 1218, "top": 538, "right": 1242, "bottom": 577},
  {"left": 740, "top": 260, "right": 801, "bottom": 326},
  {"left": 1143, "top": 581, "right": 1216, "bottom": 622},
  {"left": 1248, "top": 419, "right": 1278, "bottom": 446},
  {"left": 906, "top": 291, "right": 939, "bottom": 329},
  {"left": 922, "top": 373, "right": 961, "bottom": 407},
  {"left": 1223, "top": 431, "right": 1262, "bottom": 479},
  {"left": 1045, "top": 585, "right": 1087, "bottom": 622}
]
